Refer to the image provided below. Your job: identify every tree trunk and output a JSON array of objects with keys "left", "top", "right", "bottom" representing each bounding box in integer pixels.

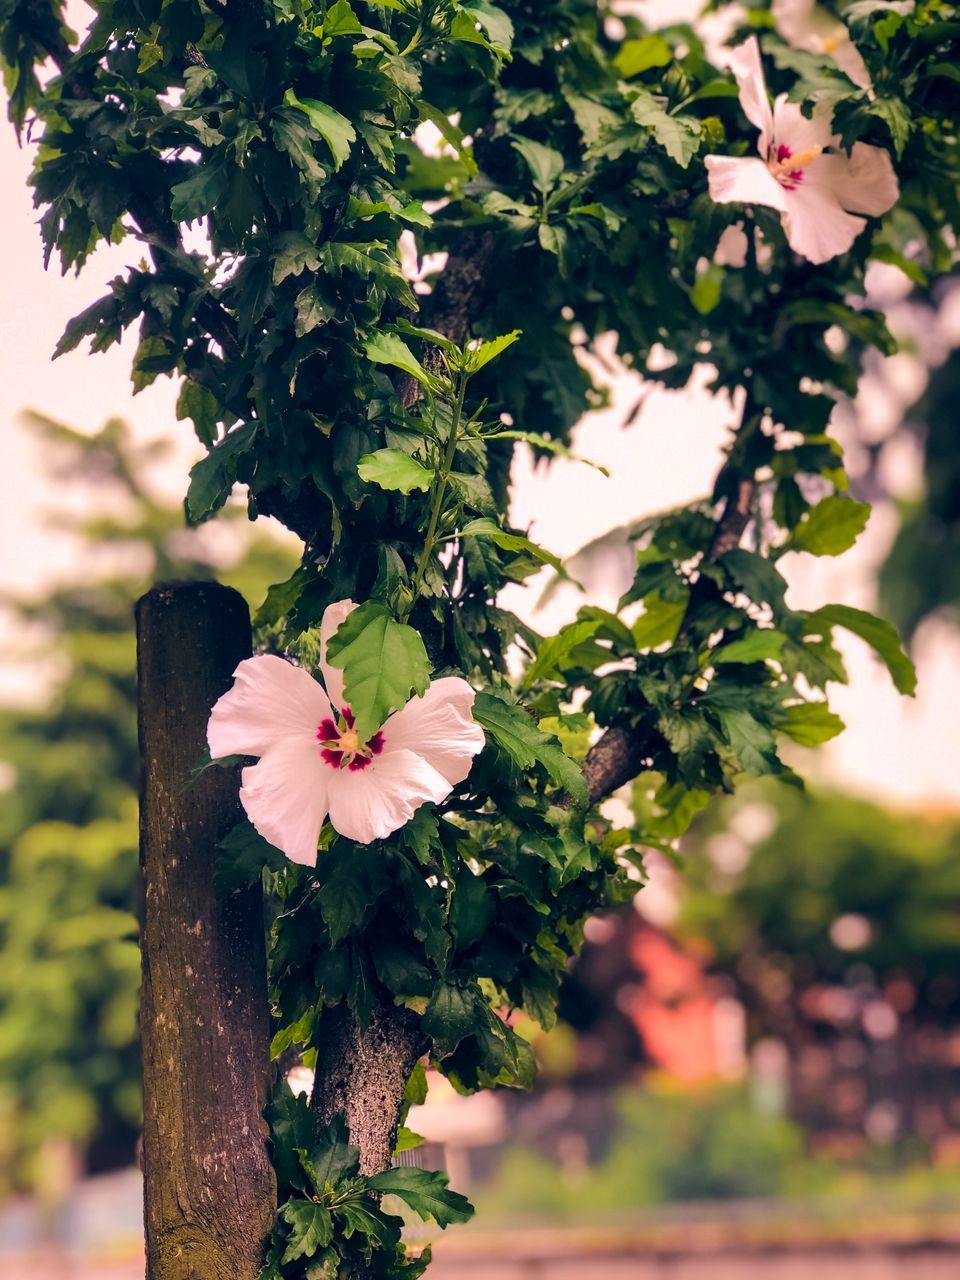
[
  {"left": 311, "top": 1000, "right": 427, "bottom": 1176},
  {"left": 137, "top": 582, "right": 276, "bottom": 1280}
]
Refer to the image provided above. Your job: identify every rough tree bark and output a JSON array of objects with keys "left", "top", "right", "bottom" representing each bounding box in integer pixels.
[
  {"left": 137, "top": 582, "right": 276, "bottom": 1280},
  {"left": 311, "top": 1002, "right": 427, "bottom": 1177}
]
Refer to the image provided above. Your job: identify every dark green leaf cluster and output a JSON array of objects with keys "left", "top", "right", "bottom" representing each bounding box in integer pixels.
[{"left": 261, "top": 1092, "right": 471, "bottom": 1279}]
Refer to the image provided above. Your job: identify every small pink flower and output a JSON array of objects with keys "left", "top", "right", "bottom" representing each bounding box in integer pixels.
[
  {"left": 207, "top": 600, "right": 485, "bottom": 861},
  {"left": 773, "top": 0, "right": 871, "bottom": 91},
  {"left": 705, "top": 37, "right": 898, "bottom": 265}
]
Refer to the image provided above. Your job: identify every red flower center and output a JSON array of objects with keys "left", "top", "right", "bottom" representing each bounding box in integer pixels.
[
  {"left": 768, "top": 141, "right": 822, "bottom": 190},
  {"left": 316, "top": 706, "right": 385, "bottom": 771}
]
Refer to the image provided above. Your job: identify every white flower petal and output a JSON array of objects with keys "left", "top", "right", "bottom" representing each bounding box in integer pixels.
[
  {"left": 833, "top": 42, "right": 871, "bottom": 92},
  {"left": 706, "top": 155, "right": 789, "bottom": 214},
  {"left": 208, "top": 654, "right": 333, "bottom": 759},
  {"left": 318, "top": 599, "right": 357, "bottom": 712},
  {"left": 772, "top": 0, "right": 817, "bottom": 46},
  {"left": 807, "top": 143, "right": 899, "bottom": 218},
  {"left": 772, "top": 98, "right": 835, "bottom": 155},
  {"left": 782, "top": 182, "right": 866, "bottom": 263},
  {"left": 728, "top": 37, "right": 775, "bottom": 154},
  {"left": 239, "top": 737, "right": 331, "bottom": 865},
  {"left": 326, "top": 748, "right": 451, "bottom": 845},
  {"left": 772, "top": 0, "right": 872, "bottom": 91},
  {"left": 380, "top": 677, "right": 485, "bottom": 787}
]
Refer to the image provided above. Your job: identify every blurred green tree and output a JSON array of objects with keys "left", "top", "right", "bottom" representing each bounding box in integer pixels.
[
  {"left": 0, "top": 415, "right": 296, "bottom": 1193},
  {"left": 676, "top": 783, "right": 960, "bottom": 1147}
]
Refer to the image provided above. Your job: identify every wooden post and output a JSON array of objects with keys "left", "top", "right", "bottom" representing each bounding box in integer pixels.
[{"left": 137, "top": 582, "right": 276, "bottom": 1280}]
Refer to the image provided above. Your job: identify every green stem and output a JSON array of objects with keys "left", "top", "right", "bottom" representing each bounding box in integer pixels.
[{"left": 403, "top": 371, "right": 469, "bottom": 621}]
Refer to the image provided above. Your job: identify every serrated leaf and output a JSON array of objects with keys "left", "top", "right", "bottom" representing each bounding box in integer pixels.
[
  {"left": 511, "top": 136, "right": 564, "bottom": 194},
  {"left": 631, "top": 92, "right": 701, "bottom": 167},
  {"left": 714, "top": 630, "right": 786, "bottom": 666},
  {"left": 459, "top": 517, "right": 564, "bottom": 574},
  {"left": 522, "top": 619, "right": 602, "bottom": 688},
  {"left": 631, "top": 591, "right": 688, "bottom": 649},
  {"left": 280, "top": 1200, "right": 333, "bottom": 1264},
  {"left": 169, "top": 161, "right": 228, "bottom": 221},
  {"left": 325, "top": 602, "right": 432, "bottom": 740},
  {"left": 185, "top": 423, "right": 256, "bottom": 523},
  {"left": 358, "top": 448, "right": 435, "bottom": 494},
  {"left": 787, "top": 496, "right": 870, "bottom": 557},
  {"left": 295, "top": 284, "right": 335, "bottom": 336},
  {"left": 779, "top": 701, "right": 845, "bottom": 746},
  {"left": 421, "top": 982, "right": 477, "bottom": 1055},
  {"left": 806, "top": 604, "right": 916, "bottom": 695},
  {"left": 365, "top": 1166, "right": 474, "bottom": 1227},
  {"left": 318, "top": 846, "right": 390, "bottom": 943},
  {"left": 217, "top": 821, "right": 286, "bottom": 892},
  {"left": 285, "top": 90, "right": 356, "bottom": 170},
  {"left": 463, "top": 329, "right": 522, "bottom": 372},
  {"left": 176, "top": 379, "right": 220, "bottom": 447},
  {"left": 364, "top": 331, "right": 437, "bottom": 390},
  {"left": 473, "top": 691, "right": 588, "bottom": 803},
  {"left": 615, "top": 35, "right": 673, "bottom": 77}
]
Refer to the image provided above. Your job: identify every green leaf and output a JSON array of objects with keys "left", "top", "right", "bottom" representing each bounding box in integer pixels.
[
  {"left": 463, "top": 329, "right": 522, "bottom": 372},
  {"left": 716, "top": 708, "right": 781, "bottom": 777},
  {"left": 393, "top": 1126, "right": 425, "bottom": 1153},
  {"left": 217, "top": 821, "right": 285, "bottom": 893},
  {"left": 690, "top": 262, "right": 725, "bottom": 316},
  {"left": 284, "top": 90, "right": 356, "bottom": 170},
  {"left": 778, "top": 701, "right": 845, "bottom": 746},
  {"left": 458, "top": 517, "right": 564, "bottom": 574},
  {"left": 357, "top": 448, "right": 435, "bottom": 495},
  {"left": 169, "top": 161, "right": 228, "bottom": 221},
  {"left": 306, "top": 1113, "right": 362, "bottom": 1188},
  {"left": 280, "top": 1200, "right": 333, "bottom": 1264},
  {"left": 461, "top": 0, "right": 513, "bottom": 54},
  {"left": 483, "top": 429, "right": 608, "bottom": 474},
  {"left": 176, "top": 379, "right": 220, "bottom": 448},
  {"left": 323, "top": 0, "right": 363, "bottom": 35},
  {"left": 631, "top": 93, "right": 701, "bottom": 167},
  {"left": 787, "top": 496, "right": 871, "bottom": 557},
  {"left": 511, "top": 136, "right": 564, "bottom": 194},
  {"left": 614, "top": 35, "right": 673, "bottom": 77},
  {"left": 631, "top": 591, "right": 688, "bottom": 649},
  {"left": 318, "top": 846, "right": 390, "bottom": 944},
  {"left": 325, "top": 602, "right": 432, "bottom": 740},
  {"left": 272, "top": 232, "right": 322, "bottom": 285},
  {"left": 421, "top": 982, "right": 478, "bottom": 1055},
  {"left": 365, "top": 1167, "right": 474, "bottom": 1227},
  {"left": 295, "top": 284, "right": 335, "bottom": 336},
  {"left": 185, "top": 423, "right": 256, "bottom": 524},
  {"left": 713, "top": 630, "right": 786, "bottom": 666},
  {"left": 522, "top": 619, "right": 602, "bottom": 688},
  {"left": 806, "top": 604, "right": 916, "bottom": 695},
  {"left": 473, "top": 691, "right": 588, "bottom": 803},
  {"left": 721, "top": 549, "right": 788, "bottom": 617},
  {"left": 363, "top": 331, "right": 437, "bottom": 390}
]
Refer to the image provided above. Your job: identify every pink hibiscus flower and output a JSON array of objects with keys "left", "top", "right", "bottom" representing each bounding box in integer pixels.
[
  {"left": 207, "top": 600, "right": 485, "bottom": 861},
  {"left": 705, "top": 37, "right": 898, "bottom": 265},
  {"left": 773, "top": 0, "right": 871, "bottom": 91}
]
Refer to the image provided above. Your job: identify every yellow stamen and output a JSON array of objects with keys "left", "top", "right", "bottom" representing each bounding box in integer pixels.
[
  {"left": 339, "top": 729, "right": 361, "bottom": 754},
  {"left": 821, "top": 34, "right": 843, "bottom": 55},
  {"left": 770, "top": 144, "right": 823, "bottom": 182}
]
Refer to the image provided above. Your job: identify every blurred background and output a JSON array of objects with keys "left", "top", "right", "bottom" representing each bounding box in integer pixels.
[{"left": 2, "top": 3, "right": 960, "bottom": 1278}]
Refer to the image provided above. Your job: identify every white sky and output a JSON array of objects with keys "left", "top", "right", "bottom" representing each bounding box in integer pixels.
[{"left": 0, "top": 0, "right": 957, "bottom": 809}]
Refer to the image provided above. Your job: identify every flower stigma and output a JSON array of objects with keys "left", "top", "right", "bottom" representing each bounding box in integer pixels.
[
  {"left": 317, "top": 708, "right": 385, "bottom": 771},
  {"left": 768, "top": 142, "right": 823, "bottom": 188}
]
